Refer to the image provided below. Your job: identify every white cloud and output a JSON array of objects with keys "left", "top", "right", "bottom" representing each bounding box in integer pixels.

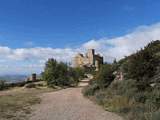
[
  {"left": 0, "top": 46, "right": 11, "bottom": 56},
  {"left": 0, "top": 47, "right": 76, "bottom": 74},
  {"left": 6, "top": 47, "right": 76, "bottom": 62},
  {"left": 82, "top": 22, "right": 160, "bottom": 61},
  {"left": 82, "top": 39, "right": 102, "bottom": 49},
  {"left": 0, "top": 22, "right": 160, "bottom": 74}
]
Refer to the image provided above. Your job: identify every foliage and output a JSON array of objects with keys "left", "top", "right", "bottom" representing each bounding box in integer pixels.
[
  {"left": 82, "top": 81, "right": 99, "bottom": 96},
  {"left": 122, "top": 40, "right": 160, "bottom": 82},
  {"left": 68, "top": 67, "right": 85, "bottom": 85},
  {"left": 0, "top": 80, "right": 6, "bottom": 90},
  {"left": 150, "top": 110, "right": 160, "bottom": 120},
  {"left": 25, "top": 83, "right": 36, "bottom": 88},
  {"left": 83, "top": 40, "right": 160, "bottom": 120},
  {"left": 89, "top": 80, "right": 160, "bottom": 120},
  {"left": 42, "top": 58, "right": 85, "bottom": 87},
  {"left": 94, "top": 64, "right": 115, "bottom": 89}
]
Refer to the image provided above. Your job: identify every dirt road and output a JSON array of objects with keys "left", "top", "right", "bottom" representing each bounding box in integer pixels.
[{"left": 29, "top": 88, "right": 123, "bottom": 120}]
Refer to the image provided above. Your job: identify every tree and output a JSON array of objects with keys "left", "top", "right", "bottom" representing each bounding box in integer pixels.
[
  {"left": 122, "top": 40, "right": 160, "bottom": 82},
  {"left": 42, "top": 58, "right": 85, "bottom": 87},
  {"left": 68, "top": 67, "right": 85, "bottom": 85},
  {"left": 42, "top": 58, "right": 70, "bottom": 87},
  {"left": 0, "top": 80, "right": 6, "bottom": 90}
]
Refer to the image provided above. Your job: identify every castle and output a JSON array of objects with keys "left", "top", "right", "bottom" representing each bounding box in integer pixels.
[{"left": 74, "top": 49, "right": 103, "bottom": 71}]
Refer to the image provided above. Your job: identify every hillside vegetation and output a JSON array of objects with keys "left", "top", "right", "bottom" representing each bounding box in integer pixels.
[{"left": 83, "top": 40, "right": 160, "bottom": 120}]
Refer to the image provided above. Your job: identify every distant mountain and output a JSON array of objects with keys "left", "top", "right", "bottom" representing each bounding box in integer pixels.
[{"left": 0, "top": 75, "right": 28, "bottom": 83}]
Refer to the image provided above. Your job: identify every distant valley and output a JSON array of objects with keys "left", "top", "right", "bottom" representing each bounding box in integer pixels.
[{"left": 0, "top": 75, "right": 28, "bottom": 83}]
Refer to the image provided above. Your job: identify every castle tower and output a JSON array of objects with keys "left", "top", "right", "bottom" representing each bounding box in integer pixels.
[
  {"left": 74, "top": 53, "right": 84, "bottom": 67},
  {"left": 87, "top": 49, "right": 95, "bottom": 65}
]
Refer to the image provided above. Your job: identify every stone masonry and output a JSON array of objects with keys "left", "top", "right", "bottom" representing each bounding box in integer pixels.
[{"left": 74, "top": 49, "right": 103, "bottom": 71}]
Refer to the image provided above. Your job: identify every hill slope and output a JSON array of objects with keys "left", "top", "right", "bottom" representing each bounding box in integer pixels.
[{"left": 83, "top": 40, "right": 160, "bottom": 120}]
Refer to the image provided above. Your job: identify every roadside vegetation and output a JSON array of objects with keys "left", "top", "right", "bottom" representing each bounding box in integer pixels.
[
  {"left": 42, "top": 58, "right": 85, "bottom": 87},
  {"left": 0, "top": 80, "right": 6, "bottom": 90},
  {"left": 83, "top": 40, "right": 160, "bottom": 120}
]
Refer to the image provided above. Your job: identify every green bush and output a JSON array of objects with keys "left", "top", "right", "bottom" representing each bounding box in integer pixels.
[
  {"left": 125, "top": 105, "right": 147, "bottom": 120},
  {"left": 83, "top": 78, "right": 160, "bottom": 120},
  {"left": 94, "top": 90, "right": 107, "bottom": 105},
  {"left": 134, "top": 92, "right": 147, "bottom": 103},
  {"left": 68, "top": 67, "right": 85, "bottom": 85},
  {"left": 106, "top": 79, "right": 138, "bottom": 98},
  {"left": 0, "top": 80, "right": 6, "bottom": 90},
  {"left": 82, "top": 82, "right": 99, "bottom": 96},
  {"left": 42, "top": 58, "right": 85, "bottom": 87},
  {"left": 42, "top": 59, "right": 71, "bottom": 87},
  {"left": 94, "top": 64, "right": 115, "bottom": 89},
  {"left": 150, "top": 110, "right": 160, "bottom": 120},
  {"left": 25, "top": 83, "right": 36, "bottom": 88},
  {"left": 122, "top": 40, "right": 160, "bottom": 82},
  {"left": 104, "top": 96, "right": 135, "bottom": 112}
]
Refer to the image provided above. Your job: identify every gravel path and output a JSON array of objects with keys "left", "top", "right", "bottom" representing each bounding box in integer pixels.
[{"left": 29, "top": 88, "right": 123, "bottom": 120}]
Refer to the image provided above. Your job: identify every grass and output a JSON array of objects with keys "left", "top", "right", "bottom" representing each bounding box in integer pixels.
[
  {"left": 83, "top": 80, "right": 160, "bottom": 120},
  {"left": 0, "top": 86, "right": 56, "bottom": 120}
]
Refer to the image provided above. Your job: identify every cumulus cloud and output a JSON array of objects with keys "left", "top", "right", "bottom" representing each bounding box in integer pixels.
[
  {"left": 0, "top": 22, "right": 160, "bottom": 74},
  {"left": 82, "top": 39, "right": 103, "bottom": 49},
  {"left": 0, "top": 46, "right": 11, "bottom": 56},
  {"left": 0, "top": 47, "right": 76, "bottom": 74},
  {"left": 82, "top": 22, "right": 160, "bottom": 61},
  {"left": 7, "top": 47, "right": 75, "bottom": 62},
  {"left": 0, "top": 47, "right": 75, "bottom": 62}
]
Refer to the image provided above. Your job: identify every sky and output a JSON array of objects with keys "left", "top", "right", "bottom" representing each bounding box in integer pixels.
[{"left": 0, "top": 0, "right": 160, "bottom": 75}]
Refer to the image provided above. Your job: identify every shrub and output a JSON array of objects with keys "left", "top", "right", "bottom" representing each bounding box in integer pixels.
[
  {"left": 122, "top": 40, "right": 160, "bottom": 82},
  {"left": 134, "top": 92, "right": 147, "bottom": 103},
  {"left": 108, "top": 79, "right": 138, "bottom": 98},
  {"left": 25, "top": 83, "right": 36, "bottom": 88},
  {"left": 0, "top": 80, "right": 6, "bottom": 90},
  {"left": 82, "top": 41, "right": 160, "bottom": 120},
  {"left": 94, "top": 90, "right": 106, "bottom": 105},
  {"left": 150, "top": 110, "right": 160, "bottom": 120},
  {"left": 82, "top": 82, "right": 99, "bottom": 96},
  {"left": 149, "top": 88, "right": 160, "bottom": 106},
  {"left": 125, "top": 105, "right": 146, "bottom": 120},
  {"left": 68, "top": 67, "right": 85, "bottom": 85},
  {"left": 94, "top": 64, "right": 115, "bottom": 89},
  {"left": 42, "top": 58, "right": 84, "bottom": 87},
  {"left": 104, "top": 96, "right": 135, "bottom": 113}
]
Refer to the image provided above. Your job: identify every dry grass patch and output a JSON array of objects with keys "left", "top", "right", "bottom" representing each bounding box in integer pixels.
[{"left": 0, "top": 87, "right": 55, "bottom": 120}]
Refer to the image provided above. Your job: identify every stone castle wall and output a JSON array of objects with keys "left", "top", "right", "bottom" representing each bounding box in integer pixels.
[{"left": 74, "top": 49, "right": 103, "bottom": 71}]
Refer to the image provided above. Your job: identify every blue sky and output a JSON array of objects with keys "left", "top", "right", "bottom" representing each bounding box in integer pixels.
[{"left": 0, "top": 0, "right": 160, "bottom": 75}]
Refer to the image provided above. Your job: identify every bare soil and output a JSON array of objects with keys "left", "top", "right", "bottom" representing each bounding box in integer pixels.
[{"left": 29, "top": 88, "right": 123, "bottom": 120}]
